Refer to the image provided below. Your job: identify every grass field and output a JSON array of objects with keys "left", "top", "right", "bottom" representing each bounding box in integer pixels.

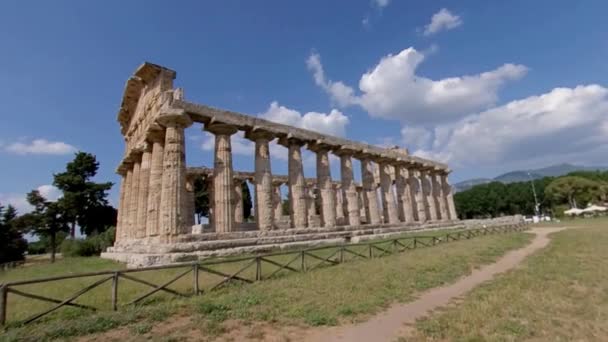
[
  {"left": 408, "top": 217, "right": 608, "bottom": 341},
  {"left": 0, "top": 228, "right": 531, "bottom": 341}
]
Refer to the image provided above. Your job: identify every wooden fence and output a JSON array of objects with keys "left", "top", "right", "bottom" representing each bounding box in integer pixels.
[{"left": 0, "top": 223, "right": 528, "bottom": 327}]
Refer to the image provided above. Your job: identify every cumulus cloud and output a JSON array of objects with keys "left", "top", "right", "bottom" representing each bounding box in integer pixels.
[
  {"left": 408, "top": 85, "right": 608, "bottom": 169},
  {"left": 373, "top": 0, "right": 390, "bottom": 8},
  {"left": 308, "top": 48, "right": 527, "bottom": 125},
  {"left": 0, "top": 185, "right": 62, "bottom": 215},
  {"left": 4, "top": 139, "right": 77, "bottom": 155},
  {"left": 423, "top": 8, "right": 462, "bottom": 36}
]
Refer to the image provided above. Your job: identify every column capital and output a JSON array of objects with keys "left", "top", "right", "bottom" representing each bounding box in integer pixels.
[
  {"left": 146, "top": 128, "right": 166, "bottom": 143},
  {"left": 244, "top": 128, "right": 275, "bottom": 141},
  {"left": 116, "top": 161, "right": 132, "bottom": 176},
  {"left": 307, "top": 140, "right": 332, "bottom": 153},
  {"left": 277, "top": 136, "right": 306, "bottom": 147},
  {"left": 205, "top": 122, "right": 238, "bottom": 136},
  {"left": 333, "top": 145, "right": 358, "bottom": 157},
  {"left": 157, "top": 109, "right": 193, "bottom": 128}
]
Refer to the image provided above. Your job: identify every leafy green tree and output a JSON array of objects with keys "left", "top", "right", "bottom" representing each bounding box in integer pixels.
[
  {"left": 14, "top": 190, "right": 70, "bottom": 263},
  {"left": 53, "top": 152, "right": 114, "bottom": 236},
  {"left": 194, "top": 176, "right": 210, "bottom": 224},
  {"left": 0, "top": 204, "right": 28, "bottom": 263},
  {"left": 544, "top": 176, "right": 606, "bottom": 209}
]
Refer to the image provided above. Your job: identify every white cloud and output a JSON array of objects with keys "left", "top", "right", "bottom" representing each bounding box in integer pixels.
[
  {"left": 308, "top": 48, "right": 527, "bottom": 125},
  {"left": 373, "top": 0, "right": 390, "bottom": 8},
  {"left": 408, "top": 85, "right": 608, "bottom": 169},
  {"left": 0, "top": 185, "right": 62, "bottom": 215},
  {"left": 4, "top": 139, "right": 77, "bottom": 155},
  {"left": 423, "top": 8, "right": 462, "bottom": 36}
]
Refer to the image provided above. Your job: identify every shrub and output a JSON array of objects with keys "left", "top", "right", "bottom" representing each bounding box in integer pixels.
[{"left": 60, "top": 227, "right": 115, "bottom": 257}]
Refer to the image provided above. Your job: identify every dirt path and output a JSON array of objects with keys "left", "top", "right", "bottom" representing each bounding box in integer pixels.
[{"left": 302, "top": 227, "right": 566, "bottom": 342}]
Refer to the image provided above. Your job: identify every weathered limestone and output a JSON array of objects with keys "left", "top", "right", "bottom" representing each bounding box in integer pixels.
[
  {"left": 310, "top": 142, "right": 336, "bottom": 228},
  {"left": 135, "top": 144, "right": 152, "bottom": 238},
  {"left": 395, "top": 165, "right": 415, "bottom": 223},
  {"left": 272, "top": 181, "right": 284, "bottom": 222},
  {"left": 360, "top": 157, "right": 381, "bottom": 224},
  {"left": 233, "top": 179, "right": 244, "bottom": 224},
  {"left": 334, "top": 184, "right": 345, "bottom": 224},
  {"left": 433, "top": 170, "right": 449, "bottom": 221},
  {"left": 420, "top": 169, "right": 438, "bottom": 221},
  {"left": 442, "top": 172, "right": 457, "bottom": 220},
  {"left": 282, "top": 138, "right": 308, "bottom": 228},
  {"left": 185, "top": 177, "right": 195, "bottom": 227},
  {"left": 116, "top": 165, "right": 129, "bottom": 242},
  {"left": 306, "top": 183, "right": 317, "bottom": 225},
  {"left": 412, "top": 170, "right": 427, "bottom": 223},
  {"left": 378, "top": 161, "right": 399, "bottom": 224},
  {"left": 336, "top": 149, "right": 360, "bottom": 226},
  {"left": 146, "top": 130, "right": 165, "bottom": 237},
  {"left": 206, "top": 123, "right": 238, "bottom": 233},
  {"left": 128, "top": 154, "right": 142, "bottom": 239},
  {"left": 246, "top": 130, "right": 275, "bottom": 230},
  {"left": 157, "top": 111, "right": 192, "bottom": 241}
]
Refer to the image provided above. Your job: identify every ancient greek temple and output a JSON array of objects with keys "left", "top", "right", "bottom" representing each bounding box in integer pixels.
[{"left": 103, "top": 62, "right": 460, "bottom": 267}]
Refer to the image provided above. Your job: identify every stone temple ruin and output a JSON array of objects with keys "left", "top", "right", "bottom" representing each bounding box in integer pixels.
[{"left": 102, "top": 62, "right": 512, "bottom": 268}]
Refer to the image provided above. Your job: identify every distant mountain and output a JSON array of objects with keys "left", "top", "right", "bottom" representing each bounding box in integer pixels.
[{"left": 454, "top": 163, "right": 608, "bottom": 192}]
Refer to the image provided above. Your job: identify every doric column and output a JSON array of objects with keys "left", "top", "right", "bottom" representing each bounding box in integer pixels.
[
  {"left": 442, "top": 171, "right": 458, "bottom": 220},
  {"left": 359, "top": 156, "right": 381, "bottom": 225},
  {"left": 233, "top": 179, "right": 244, "bottom": 224},
  {"left": 395, "top": 163, "right": 415, "bottom": 223},
  {"left": 334, "top": 184, "right": 345, "bottom": 224},
  {"left": 378, "top": 159, "right": 399, "bottom": 224},
  {"left": 146, "top": 129, "right": 165, "bottom": 237},
  {"left": 412, "top": 169, "right": 427, "bottom": 223},
  {"left": 433, "top": 170, "right": 449, "bottom": 221},
  {"left": 245, "top": 130, "right": 275, "bottom": 230},
  {"left": 205, "top": 123, "right": 238, "bottom": 233},
  {"left": 420, "top": 168, "right": 438, "bottom": 221},
  {"left": 272, "top": 181, "right": 283, "bottom": 222},
  {"left": 115, "top": 164, "right": 130, "bottom": 242},
  {"left": 121, "top": 165, "right": 133, "bottom": 240},
  {"left": 207, "top": 177, "right": 215, "bottom": 230},
  {"left": 335, "top": 148, "right": 360, "bottom": 226},
  {"left": 309, "top": 142, "right": 336, "bottom": 228},
  {"left": 157, "top": 111, "right": 192, "bottom": 241},
  {"left": 185, "top": 177, "right": 196, "bottom": 227},
  {"left": 306, "top": 182, "right": 317, "bottom": 224},
  {"left": 128, "top": 153, "right": 142, "bottom": 239},
  {"left": 279, "top": 138, "right": 308, "bottom": 228},
  {"left": 357, "top": 186, "right": 366, "bottom": 221},
  {"left": 135, "top": 144, "right": 152, "bottom": 238}
]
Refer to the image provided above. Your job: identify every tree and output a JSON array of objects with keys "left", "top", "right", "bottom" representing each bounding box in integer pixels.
[
  {"left": 242, "top": 182, "right": 252, "bottom": 220},
  {"left": 53, "top": 152, "right": 114, "bottom": 236},
  {"left": 544, "top": 176, "right": 606, "bottom": 209},
  {"left": 14, "top": 190, "right": 70, "bottom": 263},
  {"left": 0, "top": 204, "right": 28, "bottom": 263},
  {"left": 194, "top": 176, "right": 210, "bottom": 224}
]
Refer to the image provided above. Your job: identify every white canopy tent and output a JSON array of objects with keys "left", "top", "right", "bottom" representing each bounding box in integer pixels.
[
  {"left": 581, "top": 205, "right": 608, "bottom": 213},
  {"left": 564, "top": 208, "right": 584, "bottom": 216}
]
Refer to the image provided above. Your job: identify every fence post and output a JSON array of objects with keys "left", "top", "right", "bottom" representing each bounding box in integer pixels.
[
  {"left": 111, "top": 272, "right": 119, "bottom": 311},
  {"left": 193, "top": 264, "right": 199, "bottom": 295},
  {"left": 301, "top": 251, "right": 306, "bottom": 272},
  {"left": 255, "top": 257, "right": 262, "bottom": 281},
  {"left": 414, "top": 237, "right": 417, "bottom": 249},
  {"left": 0, "top": 284, "right": 7, "bottom": 326},
  {"left": 368, "top": 243, "right": 373, "bottom": 258},
  {"left": 339, "top": 246, "right": 344, "bottom": 263}
]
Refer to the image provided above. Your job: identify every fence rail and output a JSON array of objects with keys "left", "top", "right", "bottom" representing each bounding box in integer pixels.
[{"left": 0, "top": 223, "right": 529, "bottom": 327}]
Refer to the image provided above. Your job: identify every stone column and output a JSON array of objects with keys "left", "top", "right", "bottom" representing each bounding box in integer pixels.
[
  {"left": 421, "top": 169, "right": 438, "bottom": 221},
  {"left": 412, "top": 169, "right": 427, "bottom": 223},
  {"left": 233, "top": 179, "right": 244, "bottom": 224},
  {"left": 359, "top": 156, "right": 381, "bottom": 225},
  {"left": 115, "top": 164, "right": 129, "bottom": 242},
  {"left": 442, "top": 172, "right": 457, "bottom": 220},
  {"left": 157, "top": 111, "right": 192, "bottom": 241},
  {"left": 272, "top": 181, "right": 283, "bottom": 222},
  {"left": 334, "top": 184, "right": 345, "bottom": 224},
  {"left": 336, "top": 149, "right": 360, "bottom": 226},
  {"left": 395, "top": 164, "right": 415, "bottom": 223},
  {"left": 146, "top": 130, "right": 165, "bottom": 237},
  {"left": 306, "top": 182, "right": 317, "bottom": 224},
  {"left": 433, "top": 170, "right": 449, "bottom": 221},
  {"left": 207, "top": 177, "right": 215, "bottom": 230},
  {"left": 378, "top": 160, "right": 399, "bottom": 224},
  {"left": 205, "top": 123, "right": 238, "bottom": 233},
  {"left": 121, "top": 165, "right": 133, "bottom": 240},
  {"left": 309, "top": 142, "right": 336, "bottom": 228},
  {"left": 280, "top": 138, "right": 308, "bottom": 228},
  {"left": 135, "top": 144, "right": 152, "bottom": 238},
  {"left": 357, "top": 186, "right": 366, "bottom": 222},
  {"left": 185, "top": 177, "right": 196, "bottom": 228},
  {"left": 128, "top": 153, "right": 142, "bottom": 239},
  {"left": 246, "top": 130, "right": 275, "bottom": 230}
]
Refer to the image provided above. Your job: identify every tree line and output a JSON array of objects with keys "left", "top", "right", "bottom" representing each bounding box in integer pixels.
[{"left": 455, "top": 171, "right": 608, "bottom": 219}]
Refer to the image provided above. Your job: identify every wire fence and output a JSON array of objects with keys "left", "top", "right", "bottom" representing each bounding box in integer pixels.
[{"left": 0, "top": 223, "right": 529, "bottom": 327}]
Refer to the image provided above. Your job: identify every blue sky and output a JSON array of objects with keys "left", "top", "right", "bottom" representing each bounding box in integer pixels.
[{"left": 1, "top": 0, "right": 607, "bottom": 214}]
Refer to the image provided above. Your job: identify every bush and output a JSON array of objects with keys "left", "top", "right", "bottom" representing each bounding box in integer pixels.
[
  {"left": 27, "top": 241, "right": 49, "bottom": 255},
  {"left": 60, "top": 227, "right": 116, "bottom": 257}
]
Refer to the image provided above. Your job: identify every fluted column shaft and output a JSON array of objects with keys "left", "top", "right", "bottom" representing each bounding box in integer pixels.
[
  {"left": 233, "top": 179, "right": 244, "bottom": 224},
  {"left": 421, "top": 170, "right": 438, "bottom": 221},
  {"left": 395, "top": 166, "right": 415, "bottom": 223},
  {"left": 146, "top": 132, "right": 165, "bottom": 237},
  {"left": 339, "top": 154, "right": 360, "bottom": 226},
  {"left": 334, "top": 184, "right": 344, "bottom": 223},
  {"left": 207, "top": 124, "right": 238, "bottom": 233},
  {"left": 128, "top": 156, "right": 141, "bottom": 239},
  {"left": 379, "top": 162, "right": 399, "bottom": 224},
  {"left": 185, "top": 178, "right": 195, "bottom": 227},
  {"left": 314, "top": 148, "right": 336, "bottom": 228},
  {"left": 273, "top": 183, "right": 283, "bottom": 221},
  {"left": 135, "top": 145, "right": 152, "bottom": 238},
  {"left": 413, "top": 170, "right": 427, "bottom": 222},
  {"left": 306, "top": 184, "right": 317, "bottom": 223},
  {"left": 443, "top": 174, "right": 457, "bottom": 219},
  {"left": 248, "top": 132, "right": 275, "bottom": 230},
  {"left": 116, "top": 167, "right": 130, "bottom": 242},
  {"left": 360, "top": 158, "right": 381, "bottom": 224},
  {"left": 433, "top": 172, "right": 449, "bottom": 221},
  {"left": 158, "top": 112, "right": 192, "bottom": 241},
  {"left": 287, "top": 140, "right": 308, "bottom": 228},
  {"left": 357, "top": 187, "right": 366, "bottom": 221}
]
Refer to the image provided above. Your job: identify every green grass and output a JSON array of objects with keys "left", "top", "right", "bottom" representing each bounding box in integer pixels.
[
  {"left": 0, "top": 229, "right": 531, "bottom": 341},
  {"left": 409, "top": 218, "right": 608, "bottom": 341}
]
